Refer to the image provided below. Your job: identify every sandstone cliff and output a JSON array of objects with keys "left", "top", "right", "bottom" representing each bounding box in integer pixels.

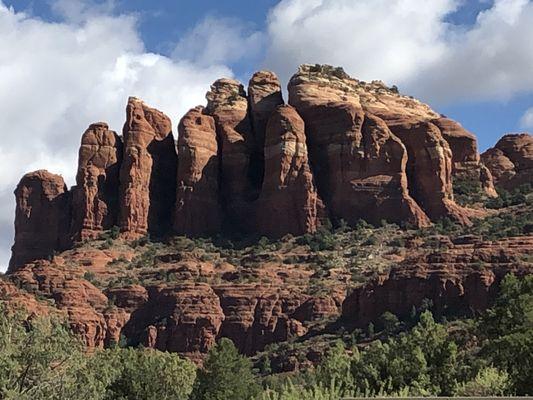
[
  {"left": 5, "top": 64, "right": 532, "bottom": 364},
  {"left": 11, "top": 65, "right": 506, "bottom": 270}
]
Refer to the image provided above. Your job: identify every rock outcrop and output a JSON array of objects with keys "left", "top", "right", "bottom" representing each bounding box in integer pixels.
[
  {"left": 256, "top": 105, "right": 321, "bottom": 237},
  {"left": 119, "top": 97, "right": 177, "bottom": 238},
  {"left": 174, "top": 107, "right": 221, "bottom": 236},
  {"left": 342, "top": 235, "right": 533, "bottom": 327},
  {"left": 248, "top": 71, "right": 285, "bottom": 193},
  {"left": 9, "top": 171, "right": 70, "bottom": 272},
  {"left": 11, "top": 65, "right": 530, "bottom": 272},
  {"left": 288, "top": 65, "right": 430, "bottom": 227},
  {"left": 71, "top": 123, "right": 122, "bottom": 241},
  {"left": 206, "top": 79, "right": 254, "bottom": 231},
  {"left": 481, "top": 133, "right": 533, "bottom": 190}
]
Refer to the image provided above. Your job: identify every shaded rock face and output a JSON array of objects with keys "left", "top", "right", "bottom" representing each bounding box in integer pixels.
[
  {"left": 206, "top": 79, "right": 254, "bottom": 231},
  {"left": 123, "top": 283, "right": 340, "bottom": 358},
  {"left": 174, "top": 107, "right": 221, "bottom": 236},
  {"left": 71, "top": 123, "right": 123, "bottom": 241},
  {"left": 9, "top": 171, "right": 70, "bottom": 272},
  {"left": 481, "top": 133, "right": 533, "bottom": 190},
  {"left": 257, "top": 105, "right": 321, "bottom": 237},
  {"left": 392, "top": 122, "right": 470, "bottom": 224},
  {"left": 119, "top": 97, "right": 177, "bottom": 237},
  {"left": 123, "top": 284, "right": 225, "bottom": 361},
  {"left": 248, "top": 71, "right": 285, "bottom": 192},
  {"left": 342, "top": 236, "right": 533, "bottom": 327},
  {"left": 432, "top": 118, "right": 497, "bottom": 197},
  {"left": 288, "top": 66, "right": 430, "bottom": 227}
]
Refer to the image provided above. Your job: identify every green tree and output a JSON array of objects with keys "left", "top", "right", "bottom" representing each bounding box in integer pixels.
[
  {"left": 480, "top": 274, "right": 533, "bottom": 394},
  {"left": 455, "top": 367, "right": 510, "bottom": 396},
  {"left": 0, "top": 308, "right": 116, "bottom": 400},
  {"left": 191, "top": 338, "right": 260, "bottom": 400},
  {"left": 103, "top": 347, "right": 196, "bottom": 400}
]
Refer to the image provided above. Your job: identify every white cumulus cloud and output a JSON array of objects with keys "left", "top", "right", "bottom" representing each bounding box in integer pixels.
[
  {"left": 263, "top": 0, "right": 533, "bottom": 106},
  {"left": 0, "top": 1, "right": 232, "bottom": 270},
  {"left": 521, "top": 107, "right": 533, "bottom": 128},
  {"left": 172, "top": 15, "right": 265, "bottom": 67}
]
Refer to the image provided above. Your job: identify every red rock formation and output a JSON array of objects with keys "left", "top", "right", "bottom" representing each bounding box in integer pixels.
[
  {"left": 206, "top": 79, "right": 254, "bottom": 230},
  {"left": 71, "top": 122, "right": 123, "bottom": 241},
  {"left": 432, "top": 118, "right": 497, "bottom": 197},
  {"left": 123, "top": 284, "right": 224, "bottom": 361},
  {"left": 288, "top": 65, "right": 430, "bottom": 227},
  {"left": 481, "top": 133, "right": 533, "bottom": 190},
  {"left": 119, "top": 97, "right": 177, "bottom": 238},
  {"left": 174, "top": 107, "right": 221, "bottom": 236},
  {"left": 9, "top": 262, "right": 109, "bottom": 348},
  {"left": 256, "top": 105, "right": 321, "bottom": 237},
  {"left": 392, "top": 121, "right": 470, "bottom": 224},
  {"left": 9, "top": 170, "right": 70, "bottom": 272},
  {"left": 213, "top": 285, "right": 311, "bottom": 355},
  {"left": 248, "top": 71, "right": 285, "bottom": 194},
  {"left": 431, "top": 118, "right": 479, "bottom": 172},
  {"left": 342, "top": 235, "right": 533, "bottom": 327}
]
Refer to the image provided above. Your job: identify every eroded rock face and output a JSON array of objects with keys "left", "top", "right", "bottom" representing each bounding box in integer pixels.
[
  {"left": 213, "top": 285, "right": 313, "bottom": 355},
  {"left": 392, "top": 121, "right": 470, "bottom": 224},
  {"left": 342, "top": 235, "right": 533, "bottom": 327},
  {"left": 174, "top": 107, "right": 221, "bottom": 236},
  {"left": 71, "top": 123, "right": 123, "bottom": 241},
  {"left": 288, "top": 65, "right": 430, "bottom": 227},
  {"left": 257, "top": 105, "right": 321, "bottom": 237},
  {"left": 9, "top": 171, "right": 70, "bottom": 272},
  {"left": 9, "top": 262, "right": 109, "bottom": 348},
  {"left": 123, "top": 284, "right": 224, "bottom": 362},
  {"left": 481, "top": 133, "right": 533, "bottom": 190},
  {"left": 248, "top": 71, "right": 285, "bottom": 192},
  {"left": 206, "top": 79, "right": 254, "bottom": 231},
  {"left": 119, "top": 97, "right": 177, "bottom": 238}
]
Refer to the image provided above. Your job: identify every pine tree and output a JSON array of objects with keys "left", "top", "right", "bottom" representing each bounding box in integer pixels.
[{"left": 191, "top": 338, "right": 260, "bottom": 400}]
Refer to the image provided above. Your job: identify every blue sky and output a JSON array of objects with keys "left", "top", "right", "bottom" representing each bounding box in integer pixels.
[
  {"left": 0, "top": 0, "right": 532, "bottom": 269},
  {"left": 4, "top": 0, "right": 533, "bottom": 148}
]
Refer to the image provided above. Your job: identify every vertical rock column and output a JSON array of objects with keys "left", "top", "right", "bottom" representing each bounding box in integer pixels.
[
  {"left": 119, "top": 97, "right": 177, "bottom": 238},
  {"left": 257, "top": 105, "right": 321, "bottom": 237},
  {"left": 247, "top": 71, "right": 284, "bottom": 196},
  {"left": 9, "top": 170, "right": 70, "bottom": 272},
  {"left": 205, "top": 79, "right": 254, "bottom": 232},
  {"left": 71, "top": 122, "right": 123, "bottom": 241},
  {"left": 174, "top": 106, "right": 221, "bottom": 236},
  {"left": 392, "top": 122, "right": 471, "bottom": 225}
]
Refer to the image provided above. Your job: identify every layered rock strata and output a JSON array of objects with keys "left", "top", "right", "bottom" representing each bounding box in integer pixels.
[{"left": 288, "top": 66, "right": 430, "bottom": 227}]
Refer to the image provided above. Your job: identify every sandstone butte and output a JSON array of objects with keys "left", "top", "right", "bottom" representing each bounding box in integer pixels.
[{"left": 2, "top": 64, "right": 532, "bottom": 366}]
